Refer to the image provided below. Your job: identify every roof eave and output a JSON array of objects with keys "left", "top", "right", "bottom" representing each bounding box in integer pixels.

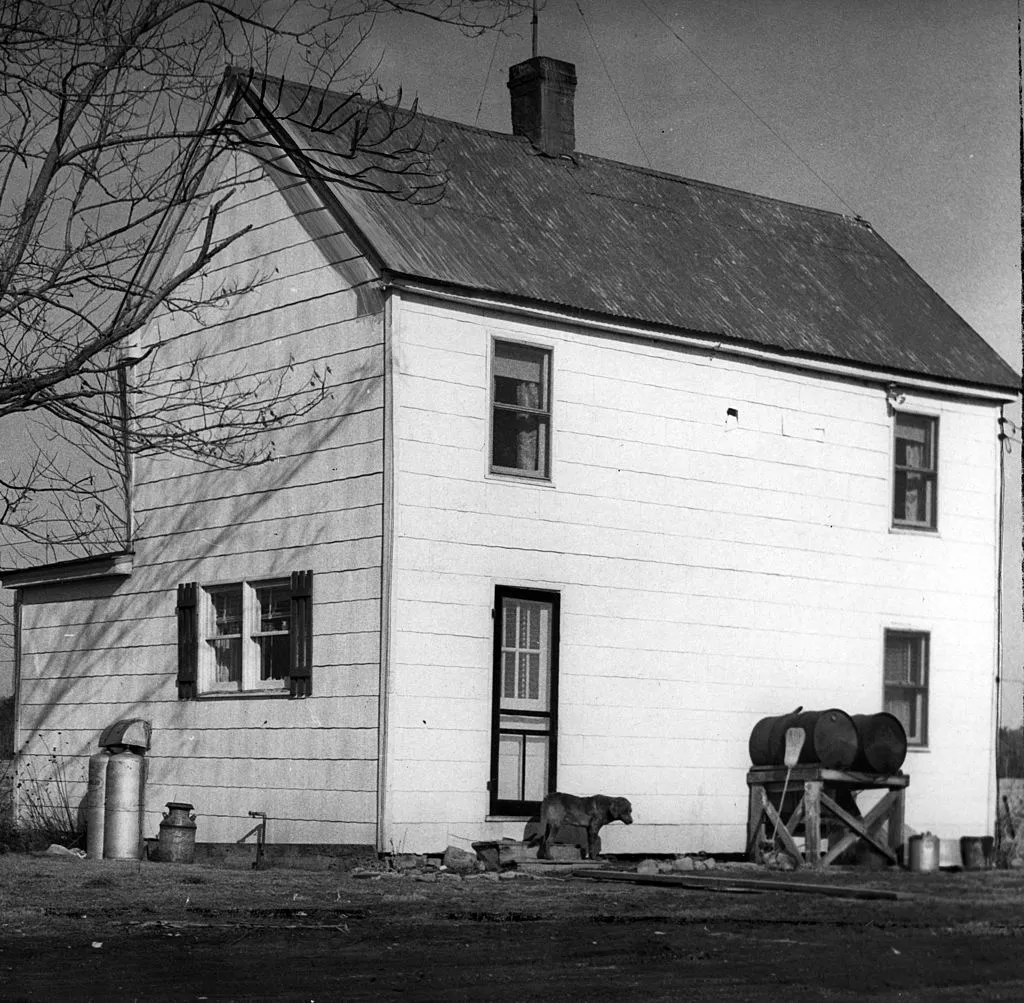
[
  {"left": 2, "top": 551, "right": 135, "bottom": 590},
  {"left": 384, "top": 274, "right": 1021, "bottom": 403}
]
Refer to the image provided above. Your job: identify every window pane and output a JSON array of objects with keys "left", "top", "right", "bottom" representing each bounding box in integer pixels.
[
  {"left": 884, "top": 637, "right": 909, "bottom": 684},
  {"left": 498, "top": 733, "right": 524, "bottom": 800},
  {"left": 256, "top": 583, "right": 290, "bottom": 633},
  {"left": 502, "top": 652, "right": 517, "bottom": 698},
  {"left": 884, "top": 692, "right": 913, "bottom": 738},
  {"left": 894, "top": 472, "right": 933, "bottom": 524},
  {"left": 896, "top": 415, "right": 933, "bottom": 469},
  {"left": 492, "top": 410, "right": 548, "bottom": 474},
  {"left": 256, "top": 634, "right": 290, "bottom": 680},
  {"left": 494, "top": 343, "right": 546, "bottom": 409},
  {"left": 209, "top": 587, "right": 242, "bottom": 636},
  {"left": 210, "top": 637, "right": 241, "bottom": 683},
  {"left": 523, "top": 735, "right": 549, "bottom": 802}
]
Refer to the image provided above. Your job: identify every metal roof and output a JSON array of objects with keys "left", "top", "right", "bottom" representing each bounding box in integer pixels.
[{"left": 250, "top": 76, "right": 1019, "bottom": 393}]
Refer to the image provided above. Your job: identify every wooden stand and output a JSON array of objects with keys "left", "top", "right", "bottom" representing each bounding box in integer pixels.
[{"left": 746, "top": 766, "right": 908, "bottom": 869}]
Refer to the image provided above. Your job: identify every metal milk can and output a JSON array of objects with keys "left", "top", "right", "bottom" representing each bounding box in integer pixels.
[{"left": 157, "top": 802, "right": 197, "bottom": 864}]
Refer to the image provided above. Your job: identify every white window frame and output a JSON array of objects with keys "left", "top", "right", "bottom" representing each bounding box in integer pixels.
[
  {"left": 883, "top": 629, "right": 929, "bottom": 747},
  {"left": 199, "top": 578, "right": 291, "bottom": 695},
  {"left": 892, "top": 411, "right": 939, "bottom": 531},
  {"left": 489, "top": 338, "right": 553, "bottom": 480}
]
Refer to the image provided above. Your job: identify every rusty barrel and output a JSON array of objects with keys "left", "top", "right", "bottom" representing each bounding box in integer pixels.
[
  {"left": 749, "top": 708, "right": 858, "bottom": 769},
  {"left": 851, "top": 713, "right": 907, "bottom": 774}
]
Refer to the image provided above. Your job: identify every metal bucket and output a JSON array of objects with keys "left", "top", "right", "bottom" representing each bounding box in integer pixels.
[
  {"left": 851, "top": 713, "right": 908, "bottom": 774},
  {"left": 749, "top": 709, "right": 858, "bottom": 769},
  {"left": 907, "top": 832, "right": 940, "bottom": 872},
  {"left": 157, "top": 802, "right": 197, "bottom": 864},
  {"left": 959, "top": 836, "right": 994, "bottom": 871},
  {"left": 103, "top": 750, "right": 144, "bottom": 859}
]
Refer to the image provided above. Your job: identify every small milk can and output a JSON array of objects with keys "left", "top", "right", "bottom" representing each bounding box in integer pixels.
[{"left": 157, "top": 802, "right": 197, "bottom": 864}]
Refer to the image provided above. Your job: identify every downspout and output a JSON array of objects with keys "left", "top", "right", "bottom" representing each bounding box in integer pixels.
[
  {"left": 994, "top": 406, "right": 1008, "bottom": 844},
  {"left": 10, "top": 589, "right": 22, "bottom": 818},
  {"left": 376, "top": 290, "right": 398, "bottom": 853}
]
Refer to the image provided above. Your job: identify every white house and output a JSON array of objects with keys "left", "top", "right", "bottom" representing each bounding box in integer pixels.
[{"left": 4, "top": 58, "right": 1019, "bottom": 857}]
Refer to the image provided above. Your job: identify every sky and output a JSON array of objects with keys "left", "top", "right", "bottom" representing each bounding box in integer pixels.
[
  {"left": 2, "top": 1, "right": 1022, "bottom": 716},
  {"left": 335, "top": 0, "right": 1024, "bottom": 717}
]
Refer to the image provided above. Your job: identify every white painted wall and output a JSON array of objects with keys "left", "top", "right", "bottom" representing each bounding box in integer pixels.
[
  {"left": 15, "top": 162, "right": 386, "bottom": 847},
  {"left": 384, "top": 292, "right": 1002, "bottom": 854}
]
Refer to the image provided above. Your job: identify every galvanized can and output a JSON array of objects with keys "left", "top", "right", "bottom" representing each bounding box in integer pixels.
[
  {"left": 86, "top": 750, "right": 111, "bottom": 860},
  {"left": 157, "top": 802, "right": 197, "bottom": 864},
  {"left": 907, "top": 832, "right": 940, "bottom": 872},
  {"left": 103, "top": 750, "right": 144, "bottom": 859}
]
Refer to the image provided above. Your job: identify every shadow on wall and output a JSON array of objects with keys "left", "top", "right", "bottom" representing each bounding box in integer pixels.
[{"left": 11, "top": 340, "right": 383, "bottom": 848}]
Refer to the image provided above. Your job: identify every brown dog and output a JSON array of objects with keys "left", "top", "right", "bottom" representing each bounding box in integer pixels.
[{"left": 532, "top": 792, "right": 633, "bottom": 860}]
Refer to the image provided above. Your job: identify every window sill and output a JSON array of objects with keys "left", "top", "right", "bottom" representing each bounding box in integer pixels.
[
  {"left": 485, "top": 815, "right": 534, "bottom": 823},
  {"left": 485, "top": 472, "right": 556, "bottom": 489},
  {"left": 889, "top": 525, "right": 939, "bottom": 537},
  {"left": 195, "top": 690, "right": 292, "bottom": 701},
  {"left": 905, "top": 745, "right": 929, "bottom": 753}
]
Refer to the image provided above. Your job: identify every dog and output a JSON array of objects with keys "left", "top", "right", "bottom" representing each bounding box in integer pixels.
[{"left": 531, "top": 792, "right": 633, "bottom": 860}]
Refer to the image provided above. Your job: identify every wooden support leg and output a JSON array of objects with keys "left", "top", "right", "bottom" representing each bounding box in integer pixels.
[
  {"left": 747, "top": 783, "right": 766, "bottom": 861},
  {"left": 888, "top": 787, "right": 905, "bottom": 864},
  {"left": 760, "top": 790, "right": 804, "bottom": 867},
  {"left": 804, "top": 781, "right": 822, "bottom": 868}
]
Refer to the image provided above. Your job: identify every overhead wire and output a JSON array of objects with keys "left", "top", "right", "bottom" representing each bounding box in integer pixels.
[
  {"left": 475, "top": 20, "right": 504, "bottom": 126},
  {"left": 638, "top": 0, "right": 858, "bottom": 216},
  {"left": 573, "top": 0, "right": 653, "bottom": 168}
]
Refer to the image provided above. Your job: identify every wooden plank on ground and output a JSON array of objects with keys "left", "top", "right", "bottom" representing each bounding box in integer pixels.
[{"left": 573, "top": 869, "right": 909, "bottom": 901}]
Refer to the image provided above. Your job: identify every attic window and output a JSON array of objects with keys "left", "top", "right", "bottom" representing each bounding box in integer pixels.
[{"left": 490, "top": 340, "right": 552, "bottom": 480}]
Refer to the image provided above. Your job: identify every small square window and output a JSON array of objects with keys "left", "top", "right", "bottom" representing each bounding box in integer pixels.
[
  {"left": 491, "top": 340, "right": 551, "bottom": 479},
  {"left": 893, "top": 413, "right": 938, "bottom": 529},
  {"left": 884, "top": 630, "right": 929, "bottom": 746}
]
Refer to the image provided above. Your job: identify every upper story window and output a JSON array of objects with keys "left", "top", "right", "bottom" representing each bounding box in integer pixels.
[
  {"left": 176, "top": 571, "right": 313, "bottom": 699},
  {"left": 491, "top": 340, "right": 551, "bottom": 479},
  {"left": 884, "top": 629, "right": 929, "bottom": 746},
  {"left": 893, "top": 412, "right": 938, "bottom": 530}
]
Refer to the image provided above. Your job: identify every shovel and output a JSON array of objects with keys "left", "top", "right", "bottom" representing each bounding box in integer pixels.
[{"left": 769, "top": 726, "right": 806, "bottom": 850}]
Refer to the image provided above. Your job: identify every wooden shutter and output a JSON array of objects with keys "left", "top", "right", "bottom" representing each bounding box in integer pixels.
[
  {"left": 289, "top": 570, "right": 314, "bottom": 698},
  {"left": 176, "top": 582, "right": 199, "bottom": 700}
]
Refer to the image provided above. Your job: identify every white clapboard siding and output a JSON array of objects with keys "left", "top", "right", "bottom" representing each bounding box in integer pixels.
[
  {"left": 16, "top": 168, "right": 386, "bottom": 845},
  {"left": 382, "top": 294, "right": 1002, "bottom": 853}
]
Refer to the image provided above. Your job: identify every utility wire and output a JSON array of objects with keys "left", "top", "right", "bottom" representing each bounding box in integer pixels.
[
  {"left": 639, "top": 0, "right": 857, "bottom": 216},
  {"left": 574, "top": 0, "right": 653, "bottom": 168},
  {"left": 475, "top": 21, "right": 504, "bottom": 125}
]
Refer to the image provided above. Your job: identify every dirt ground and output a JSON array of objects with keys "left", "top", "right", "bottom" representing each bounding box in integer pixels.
[{"left": 3, "top": 855, "right": 1024, "bottom": 1002}]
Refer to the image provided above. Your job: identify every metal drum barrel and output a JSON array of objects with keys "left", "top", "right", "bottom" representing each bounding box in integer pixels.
[
  {"left": 748, "top": 710, "right": 802, "bottom": 766},
  {"left": 103, "top": 750, "right": 144, "bottom": 859},
  {"left": 749, "top": 709, "right": 858, "bottom": 769},
  {"left": 851, "top": 712, "right": 908, "bottom": 774}
]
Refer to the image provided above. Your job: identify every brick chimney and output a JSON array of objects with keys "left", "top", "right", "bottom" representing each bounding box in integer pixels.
[{"left": 508, "top": 56, "right": 577, "bottom": 158}]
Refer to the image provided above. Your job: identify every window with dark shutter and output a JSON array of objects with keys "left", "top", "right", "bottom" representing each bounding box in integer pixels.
[{"left": 176, "top": 571, "right": 313, "bottom": 697}]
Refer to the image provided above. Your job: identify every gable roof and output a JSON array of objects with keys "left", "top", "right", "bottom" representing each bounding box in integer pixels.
[{"left": 247, "top": 75, "right": 1020, "bottom": 394}]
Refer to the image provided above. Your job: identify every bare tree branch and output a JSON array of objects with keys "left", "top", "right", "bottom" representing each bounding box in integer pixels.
[{"left": 1, "top": 0, "right": 530, "bottom": 560}]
